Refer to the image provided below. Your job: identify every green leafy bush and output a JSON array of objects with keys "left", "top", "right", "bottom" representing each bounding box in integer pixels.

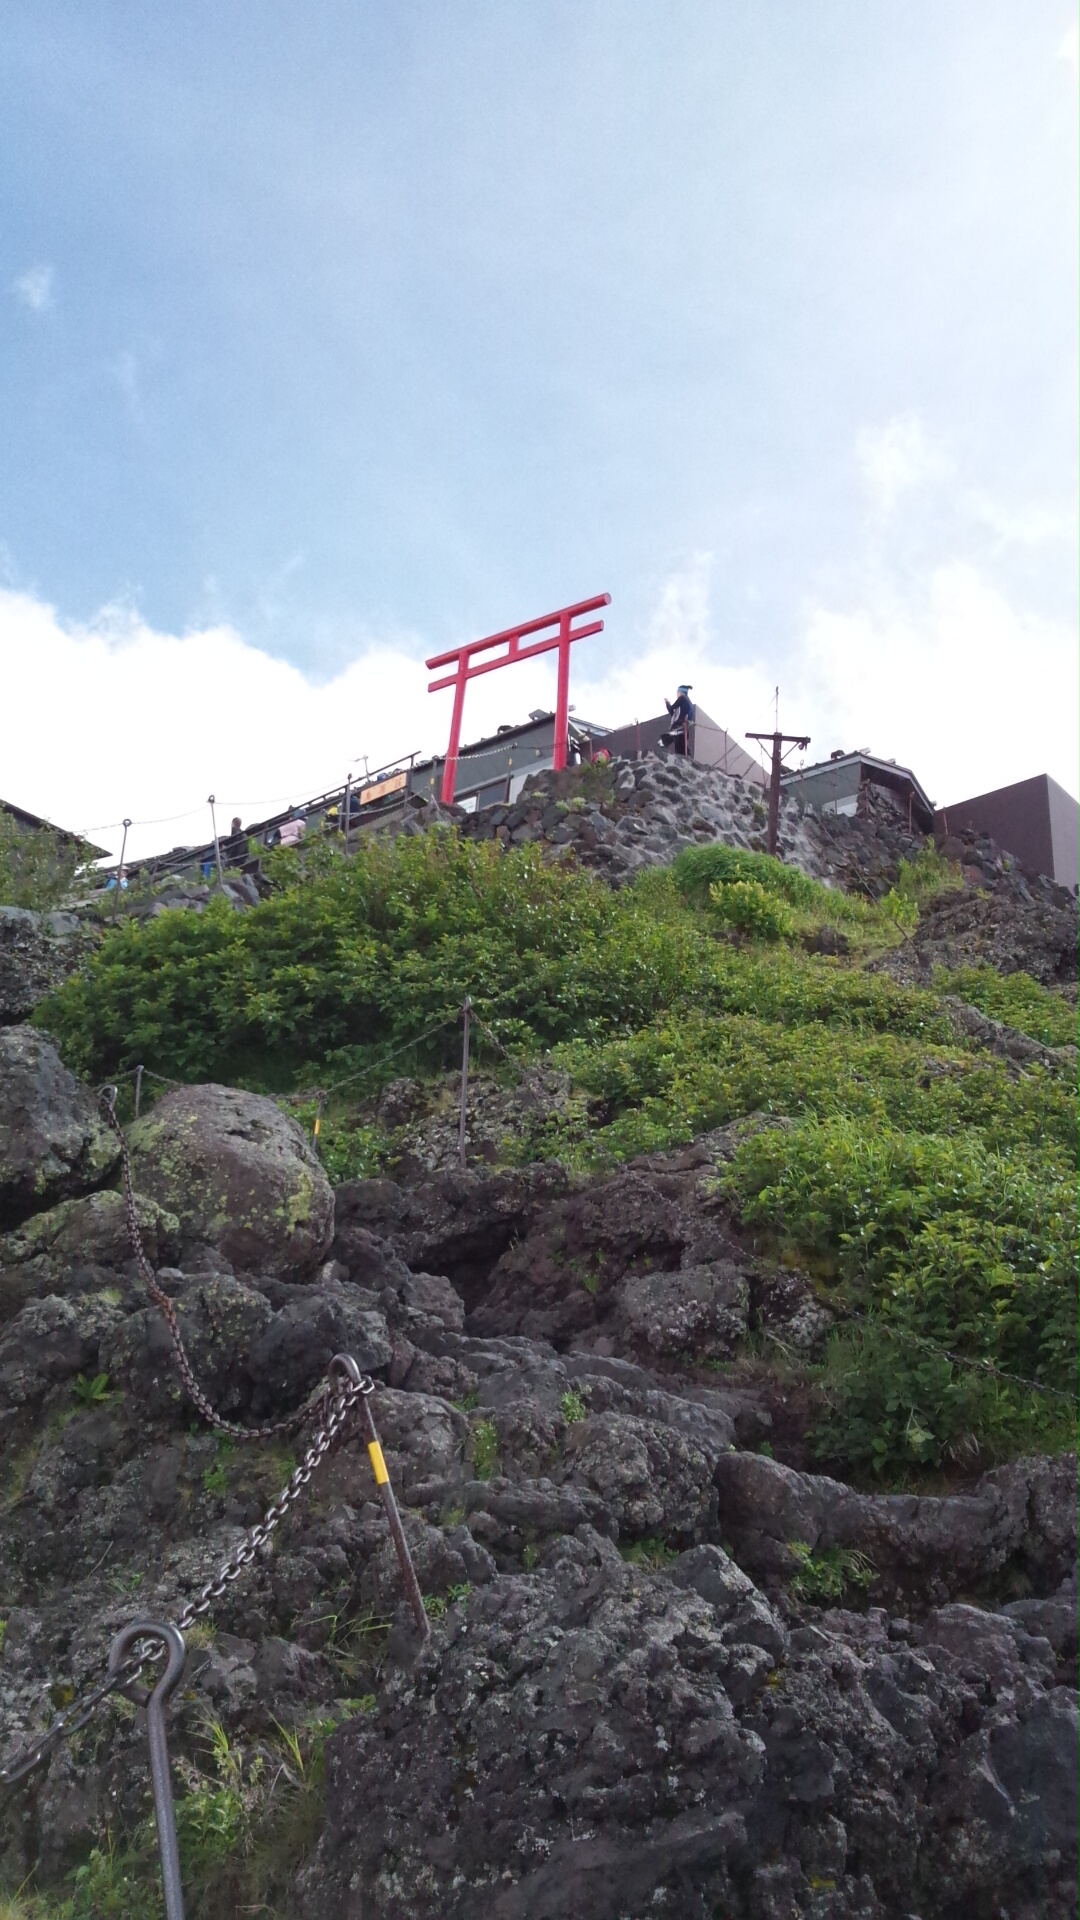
[
  {"left": 559, "top": 1388, "right": 588, "bottom": 1424},
  {"left": 673, "top": 840, "right": 957, "bottom": 947},
  {"left": 708, "top": 877, "right": 794, "bottom": 941},
  {"left": 556, "top": 1011, "right": 1077, "bottom": 1163},
  {"left": 36, "top": 837, "right": 715, "bottom": 1085},
  {"left": 893, "top": 845, "right": 963, "bottom": 904},
  {"left": 470, "top": 1418, "right": 500, "bottom": 1479},
  {"left": 46, "top": 1711, "right": 336, "bottom": 1919},
  {"left": 718, "top": 1117, "right": 1077, "bottom": 1475},
  {"left": 29, "top": 825, "right": 1077, "bottom": 1488},
  {"left": 673, "top": 842, "right": 822, "bottom": 909},
  {"left": 787, "top": 1541, "right": 875, "bottom": 1603},
  {"left": 937, "top": 965, "right": 1078, "bottom": 1049}
]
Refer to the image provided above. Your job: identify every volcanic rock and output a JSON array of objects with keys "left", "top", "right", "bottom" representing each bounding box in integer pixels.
[{"left": 125, "top": 1082, "right": 334, "bottom": 1279}]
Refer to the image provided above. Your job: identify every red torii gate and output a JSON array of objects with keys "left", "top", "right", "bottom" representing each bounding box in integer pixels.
[{"left": 426, "top": 593, "right": 610, "bottom": 806}]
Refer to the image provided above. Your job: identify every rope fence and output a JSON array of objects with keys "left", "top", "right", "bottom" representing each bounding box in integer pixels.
[{"left": 110, "top": 961, "right": 541, "bottom": 1201}]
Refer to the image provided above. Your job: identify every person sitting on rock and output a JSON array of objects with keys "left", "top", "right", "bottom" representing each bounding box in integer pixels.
[{"left": 661, "top": 684, "right": 694, "bottom": 754}]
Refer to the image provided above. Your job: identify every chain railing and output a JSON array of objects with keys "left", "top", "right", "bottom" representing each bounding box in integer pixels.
[{"left": 1, "top": 1098, "right": 433, "bottom": 1916}]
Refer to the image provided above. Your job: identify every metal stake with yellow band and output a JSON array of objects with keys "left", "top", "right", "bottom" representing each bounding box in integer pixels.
[{"left": 329, "top": 1356, "right": 430, "bottom": 1638}]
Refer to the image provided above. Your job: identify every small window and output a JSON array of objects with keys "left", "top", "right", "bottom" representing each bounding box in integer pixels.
[{"left": 476, "top": 779, "right": 508, "bottom": 808}]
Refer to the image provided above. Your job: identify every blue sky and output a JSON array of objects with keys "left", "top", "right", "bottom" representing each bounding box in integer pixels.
[{"left": 2, "top": 2, "right": 1077, "bottom": 856}]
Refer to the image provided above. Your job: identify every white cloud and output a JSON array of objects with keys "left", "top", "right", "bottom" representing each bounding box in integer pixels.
[
  {"left": 795, "top": 562, "right": 1079, "bottom": 805},
  {"left": 1, "top": 545, "right": 1076, "bottom": 869},
  {"left": 967, "top": 493, "right": 1079, "bottom": 547},
  {"left": 0, "top": 572, "right": 779, "bottom": 861},
  {"left": 568, "top": 555, "right": 775, "bottom": 776},
  {"left": 856, "top": 416, "right": 951, "bottom": 515},
  {"left": 1057, "top": 22, "right": 1079, "bottom": 78},
  {"left": 13, "top": 264, "right": 54, "bottom": 313},
  {"left": 644, "top": 550, "right": 713, "bottom": 654},
  {"left": 0, "top": 591, "right": 433, "bottom": 862}
]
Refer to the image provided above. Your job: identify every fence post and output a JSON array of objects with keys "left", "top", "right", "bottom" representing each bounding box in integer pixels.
[
  {"left": 134, "top": 1064, "right": 144, "bottom": 1119},
  {"left": 458, "top": 995, "right": 471, "bottom": 1169},
  {"left": 112, "top": 818, "right": 132, "bottom": 923},
  {"left": 207, "top": 796, "right": 223, "bottom": 887}
]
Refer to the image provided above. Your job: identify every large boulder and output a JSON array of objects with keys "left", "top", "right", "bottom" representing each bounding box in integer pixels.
[
  {"left": 0, "top": 1024, "right": 118, "bottom": 1229},
  {"left": 714, "top": 1447, "right": 1080, "bottom": 1601},
  {"left": 125, "top": 1083, "right": 333, "bottom": 1280}
]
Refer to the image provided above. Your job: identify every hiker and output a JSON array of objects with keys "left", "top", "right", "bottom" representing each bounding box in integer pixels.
[
  {"left": 222, "top": 816, "right": 247, "bottom": 866},
  {"left": 661, "top": 684, "right": 695, "bottom": 754},
  {"left": 277, "top": 809, "right": 307, "bottom": 849}
]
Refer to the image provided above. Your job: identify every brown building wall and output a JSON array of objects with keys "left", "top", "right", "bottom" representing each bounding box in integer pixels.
[
  {"left": 1048, "top": 775, "right": 1080, "bottom": 893},
  {"left": 937, "top": 773, "right": 1079, "bottom": 891}
]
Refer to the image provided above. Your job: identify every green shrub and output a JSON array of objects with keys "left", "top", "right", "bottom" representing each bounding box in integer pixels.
[
  {"left": 708, "top": 877, "right": 794, "bottom": 941},
  {"left": 787, "top": 1542, "right": 875, "bottom": 1603},
  {"left": 559, "top": 1388, "right": 588, "bottom": 1424},
  {"left": 893, "top": 846, "right": 964, "bottom": 904},
  {"left": 673, "top": 842, "right": 822, "bottom": 909},
  {"left": 27, "top": 823, "right": 1077, "bottom": 1494},
  {"left": 619, "top": 1536, "right": 679, "bottom": 1567},
  {"left": 36, "top": 837, "right": 715, "bottom": 1085},
  {"left": 937, "top": 965, "right": 1078, "bottom": 1049},
  {"left": 72, "top": 1372, "right": 113, "bottom": 1408},
  {"left": 718, "top": 1117, "right": 1077, "bottom": 1475},
  {"left": 556, "top": 1011, "right": 1077, "bottom": 1163},
  {"left": 50, "top": 1711, "right": 339, "bottom": 1919}
]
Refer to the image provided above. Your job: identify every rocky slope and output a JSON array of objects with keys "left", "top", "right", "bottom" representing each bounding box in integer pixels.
[{"left": 0, "top": 1016, "right": 1076, "bottom": 1918}]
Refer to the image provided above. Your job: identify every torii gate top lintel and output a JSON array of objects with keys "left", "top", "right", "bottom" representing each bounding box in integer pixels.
[{"left": 425, "top": 592, "right": 610, "bottom": 806}]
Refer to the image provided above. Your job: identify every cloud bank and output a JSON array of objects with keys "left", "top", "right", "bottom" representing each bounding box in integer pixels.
[{"left": 3, "top": 536, "right": 1075, "bottom": 864}]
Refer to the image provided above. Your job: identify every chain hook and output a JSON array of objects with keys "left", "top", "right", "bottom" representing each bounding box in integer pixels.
[
  {"left": 327, "top": 1352, "right": 374, "bottom": 1394},
  {"left": 108, "top": 1622, "right": 187, "bottom": 1920}
]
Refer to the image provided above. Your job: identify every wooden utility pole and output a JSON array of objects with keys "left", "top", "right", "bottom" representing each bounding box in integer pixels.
[{"left": 746, "top": 729, "right": 811, "bottom": 856}]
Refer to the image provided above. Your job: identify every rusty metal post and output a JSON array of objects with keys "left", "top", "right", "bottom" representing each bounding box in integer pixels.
[
  {"left": 109, "top": 1621, "right": 188, "bottom": 1920},
  {"left": 360, "top": 1394, "right": 430, "bottom": 1637},
  {"left": 134, "top": 1063, "right": 144, "bottom": 1119},
  {"left": 328, "top": 1357, "right": 429, "bottom": 1637}
]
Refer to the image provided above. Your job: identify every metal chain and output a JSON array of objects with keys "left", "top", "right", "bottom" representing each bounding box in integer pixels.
[
  {"left": 2, "top": 1091, "right": 383, "bottom": 1790},
  {"left": 0, "top": 1364, "right": 374, "bottom": 1788},
  {"left": 174, "top": 1364, "right": 372, "bottom": 1631},
  {"left": 0, "top": 1653, "right": 143, "bottom": 1787},
  {"left": 99, "top": 1086, "right": 331, "bottom": 1441}
]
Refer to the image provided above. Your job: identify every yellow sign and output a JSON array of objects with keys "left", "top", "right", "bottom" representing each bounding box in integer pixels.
[{"left": 360, "top": 771, "right": 408, "bottom": 806}]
